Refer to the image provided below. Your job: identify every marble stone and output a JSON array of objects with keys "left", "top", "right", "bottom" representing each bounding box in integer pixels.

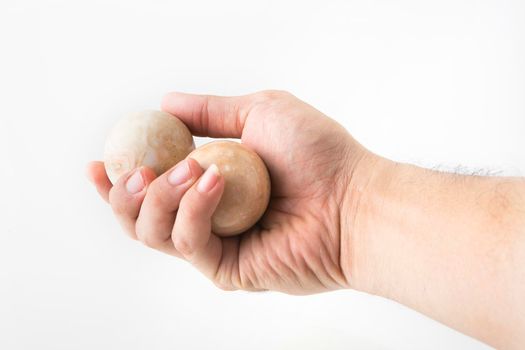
[
  {"left": 104, "top": 110, "right": 194, "bottom": 184},
  {"left": 189, "top": 141, "right": 271, "bottom": 236}
]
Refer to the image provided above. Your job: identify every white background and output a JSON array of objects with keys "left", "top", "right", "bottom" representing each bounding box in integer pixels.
[{"left": 1, "top": 0, "right": 523, "bottom": 349}]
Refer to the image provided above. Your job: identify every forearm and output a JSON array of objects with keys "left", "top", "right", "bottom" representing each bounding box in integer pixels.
[{"left": 343, "top": 155, "right": 525, "bottom": 349}]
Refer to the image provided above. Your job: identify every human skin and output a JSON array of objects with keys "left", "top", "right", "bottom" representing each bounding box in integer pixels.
[{"left": 86, "top": 91, "right": 525, "bottom": 349}]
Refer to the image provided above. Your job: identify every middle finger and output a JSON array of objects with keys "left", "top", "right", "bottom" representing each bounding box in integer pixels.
[{"left": 135, "top": 158, "right": 203, "bottom": 256}]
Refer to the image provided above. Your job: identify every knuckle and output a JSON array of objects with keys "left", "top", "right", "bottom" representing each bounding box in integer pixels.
[
  {"left": 110, "top": 201, "right": 127, "bottom": 217},
  {"left": 181, "top": 206, "right": 200, "bottom": 222},
  {"left": 256, "top": 90, "right": 290, "bottom": 102},
  {"left": 178, "top": 198, "right": 202, "bottom": 222},
  {"left": 142, "top": 234, "right": 162, "bottom": 249},
  {"left": 134, "top": 216, "right": 167, "bottom": 249},
  {"left": 147, "top": 179, "right": 185, "bottom": 212},
  {"left": 109, "top": 188, "right": 128, "bottom": 216},
  {"left": 135, "top": 225, "right": 156, "bottom": 248},
  {"left": 147, "top": 191, "right": 167, "bottom": 212},
  {"left": 173, "top": 235, "right": 196, "bottom": 256},
  {"left": 145, "top": 181, "right": 167, "bottom": 207}
]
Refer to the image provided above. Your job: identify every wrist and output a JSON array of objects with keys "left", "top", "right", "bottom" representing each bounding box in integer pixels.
[{"left": 339, "top": 149, "right": 400, "bottom": 293}]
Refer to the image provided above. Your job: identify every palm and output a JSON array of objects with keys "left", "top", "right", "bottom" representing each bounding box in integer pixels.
[{"left": 217, "top": 95, "right": 354, "bottom": 294}]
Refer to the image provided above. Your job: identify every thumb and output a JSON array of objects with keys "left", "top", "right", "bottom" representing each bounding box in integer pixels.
[{"left": 161, "top": 92, "right": 252, "bottom": 139}]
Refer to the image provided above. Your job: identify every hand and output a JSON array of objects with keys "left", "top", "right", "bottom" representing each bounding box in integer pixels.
[
  {"left": 86, "top": 90, "right": 525, "bottom": 347},
  {"left": 86, "top": 90, "right": 370, "bottom": 294}
]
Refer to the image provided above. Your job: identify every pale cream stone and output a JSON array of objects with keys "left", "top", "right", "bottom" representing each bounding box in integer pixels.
[
  {"left": 104, "top": 110, "right": 194, "bottom": 184},
  {"left": 189, "top": 141, "right": 271, "bottom": 236}
]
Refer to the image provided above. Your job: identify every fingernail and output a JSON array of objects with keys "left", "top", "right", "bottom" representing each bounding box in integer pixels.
[
  {"left": 197, "top": 164, "right": 220, "bottom": 193},
  {"left": 168, "top": 160, "right": 191, "bottom": 186},
  {"left": 126, "top": 169, "right": 145, "bottom": 194}
]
